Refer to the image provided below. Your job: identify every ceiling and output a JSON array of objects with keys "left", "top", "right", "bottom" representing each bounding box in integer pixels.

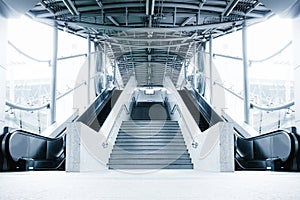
[{"left": 7, "top": 0, "right": 275, "bottom": 86}]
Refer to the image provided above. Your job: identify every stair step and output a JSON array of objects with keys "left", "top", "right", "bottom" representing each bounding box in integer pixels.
[
  {"left": 118, "top": 130, "right": 181, "bottom": 134},
  {"left": 117, "top": 135, "right": 182, "bottom": 138},
  {"left": 119, "top": 128, "right": 181, "bottom": 131},
  {"left": 117, "top": 134, "right": 183, "bottom": 140},
  {"left": 108, "top": 159, "right": 192, "bottom": 165},
  {"left": 115, "top": 140, "right": 185, "bottom": 144},
  {"left": 108, "top": 120, "right": 193, "bottom": 170},
  {"left": 108, "top": 164, "right": 193, "bottom": 169},
  {"left": 121, "top": 123, "right": 180, "bottom": 127},
  {"left": 112, "top": 149, "right": 189, "bottom": 153},
  {"left": 109, "top": 154, "right": 191, "bottom": 159},
  {"left": 120, "top": 125, "right": 180, "bottom": 130},
  {"left": 113, "top": 145, "right": 187, "bottom": 150},
  {"left": 122, "top": 120, "right": 178, "bottom": 123},
  {"left": 121, "top": 122, "right": 179, "bottom": 125},
  {"left": 113, "top": 143, "right": 185, "bottom": 146}
]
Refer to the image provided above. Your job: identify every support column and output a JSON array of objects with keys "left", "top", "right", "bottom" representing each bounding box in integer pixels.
[
  {"left": 242, "top": 21, "right": 250, "bottom": 124},
  {"left": 50, "top": 21, "right": 58, "bottom": 124},
  {"left": 103, "top": 43, "right": 108, "bottom": 88},
  {"left": 209, "top": 34, "right": 213, "bottom": 104},
  {"left": 193, "top": 42, "right": 197, "bottom": 89},
  {"left": 293, "top": 17, "right": 300, "bottom": 130},
  {"left": 184, "top": 63, "right": 187, "bottom": 85},
  {"left": 113, "top": 62, "right": 116, "bottom": 85},
  {"left": 87, "top": 35, "right": 91, "bottom": 104},
  {"left": 0, "top": 17, "right": 7, "bottom": 130}
]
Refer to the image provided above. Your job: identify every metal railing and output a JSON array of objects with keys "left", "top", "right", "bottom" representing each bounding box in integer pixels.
[
  {"left": 214, "top": 80, "right": 295, "bottom": 112},
  {"left": 102, "top": 104, "right": 130, "bottom": 148},
  {"left": 170, "top": 104, "right": 198, "bottom": 148},
  {"left": 8, "top": 40, "right": 87, "bottom": 64},
  {"left": 204, "top": 40, "right": 292, "bottom": 64},
  {"left": 6, "top": 81, "right": 86, "bottom": 112}
]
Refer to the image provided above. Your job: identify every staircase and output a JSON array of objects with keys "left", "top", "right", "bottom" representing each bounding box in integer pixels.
[{"left": 108, "top": 120, "right": 193, "bottom": 169}]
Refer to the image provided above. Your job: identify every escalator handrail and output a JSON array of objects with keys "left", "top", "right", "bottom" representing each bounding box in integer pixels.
[
  {"left": 235, "top": 129, "right": 291, "bottom": 141},
  {"left": 7, "top": 128, "right": 66, "bottom": 141}
]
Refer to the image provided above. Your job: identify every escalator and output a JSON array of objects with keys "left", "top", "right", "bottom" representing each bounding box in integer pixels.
[
  {"left": 0, "top": 128, "right": 66, "bottom": 171},
  {"left": 235, "top": 128, "right": 300, "bottom": 171},
  {"left": 179, "top": 88, "right": 300, "bottom": 171},
  {"left": 0, "top": 89, "right": 122, "bottom": 171}
]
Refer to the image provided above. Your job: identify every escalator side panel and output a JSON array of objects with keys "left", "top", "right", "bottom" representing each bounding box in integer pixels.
[
  {"left": 236, "top": 138, "right": 254, "bottom": 160},
  {"left": 235, "top": 130, "right": 297, "bottom": 170},
  {"left": 46, "top": 137, "right": 64, "bottom": 159},
  {"left": 178, "top": 90, "right": 210, "bottom": 131},
  {"left": 89, "top": 90, "right": 122, "bottom": 132},
  {"left": 272, "top": 134, "right": 293, "bottom": 161}
]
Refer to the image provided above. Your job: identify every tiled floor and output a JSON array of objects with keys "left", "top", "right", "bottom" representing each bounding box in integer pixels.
[{"left": 0, "top": 170, "right": 299, "bottom": 200}]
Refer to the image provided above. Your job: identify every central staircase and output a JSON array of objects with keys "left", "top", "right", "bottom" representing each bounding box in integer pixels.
[{"left": 108, "top": 120, "right": 193, "bottom": 169}]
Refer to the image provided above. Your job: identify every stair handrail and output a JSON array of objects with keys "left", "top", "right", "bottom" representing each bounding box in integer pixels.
[
  {"left": 123, "top": 104, "right": 130, "bottom": 115},
  {"left": 171, "top": 104, "right": 198, "bottom": 148},
  {"left": 102, "top": 104, "right": 129, "bottom": 148}
]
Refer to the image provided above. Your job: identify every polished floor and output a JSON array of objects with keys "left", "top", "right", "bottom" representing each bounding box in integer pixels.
[{"left": 0, "top": 170, "right": 299, "bottom": 200}]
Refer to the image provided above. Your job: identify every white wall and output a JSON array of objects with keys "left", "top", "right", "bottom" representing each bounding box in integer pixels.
[
  {"left": 67, "top": 76, "right": 137, "bottom": 172},
  {"left": 165, "top": 76, "right": 234, "bottom": 172},
  {"left": 0, "top": 17, "right": 7, "bottom": 131}
]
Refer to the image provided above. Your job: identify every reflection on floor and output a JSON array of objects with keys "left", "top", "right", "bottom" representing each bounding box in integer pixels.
[{"left": 0, "top": 170, "right": 299, "bottom": 200}]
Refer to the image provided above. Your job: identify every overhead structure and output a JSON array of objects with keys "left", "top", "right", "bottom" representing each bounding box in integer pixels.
[{"left": 19, "top": 0, "right": 274, "bottom": 87}]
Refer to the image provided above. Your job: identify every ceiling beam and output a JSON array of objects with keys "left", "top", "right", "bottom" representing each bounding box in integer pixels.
[
  {"left": 107, "top": 16, "right": 120, "bottom": 26},
  {"left": 40, "top": 1, "right": 55, "bottom": 14},
  {"left": 110, "top": 42, "right": 191, "bottom": 49},
  {"left": 146, "top": 0, "right": 149, "bottom": 15},
  {"left": 181, "top": 16, "right": 195, "bottom": 26},
  {"left": 245, "top": 1, "right": 261, "bottom": 15},
  {"left": 109, "top": 36, "right": 192, "bottom": 42},
  {"left": 222, "top": 0, "right": 240, "bottom": 17},
  {"left": 51, "top": 18, "right": 258, "bottom": 33},
  {"left": 62, "top": 0, "right": 79, "bottom": 15},
  {"left": 146, "top": 0, "right": 155, "bottom": 15},
  {"left": 95, "top": 0, "right": 103, "bottom": 8},
  {"left": 125, "top": 7, "right": 128, "bottom": 26},
  {"left": 150, "top": 0, "right": 155, "bottom": 15},
  {"left": 173, "top": 7, "right": 177, "bottom": 26}
]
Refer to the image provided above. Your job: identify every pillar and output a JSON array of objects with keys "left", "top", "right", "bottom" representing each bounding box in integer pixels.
[
  {"left": 242, "top": 21, "right": 250, "bottom": 124},
  {"left": 50, "top": 21, "right": 58, "bottom": 124},
  {"left": 87, "top": 35, "right": 91, "bottom": 104},
  {"left": 193, "top": 42, "right": 197, "bottom": 89},
  {"left": 209, "top": 34, "right": 213, "bottom": 104},
  {"left": 293, "top": 16, "right": 300, "bottom": 130},
  {"left": 0, "top": 17, "right": 8, "bottom": 130}
]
